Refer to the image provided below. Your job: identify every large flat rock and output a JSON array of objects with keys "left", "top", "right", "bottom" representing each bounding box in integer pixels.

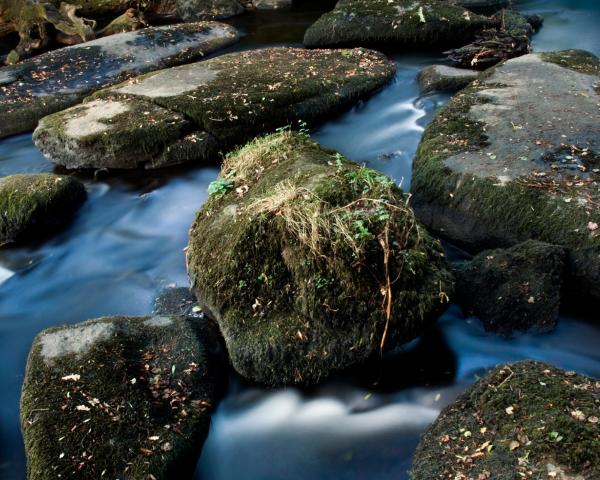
[
  {"left": 0, "top": 22, "right": 238, "bottom": 139},
  {"left": 21, "top": 315, "right": 227, "bottom": 480},
  {"left": 411, "top": 50, "right": 600, "bottom": 299},
  {"left": 303, "top": 0, "right": 494, "bottom": 49},
  {"left": 33, "top": 47, "right": 396, "bottom": 170}
]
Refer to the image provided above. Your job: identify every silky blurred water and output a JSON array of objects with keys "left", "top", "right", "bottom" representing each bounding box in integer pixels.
[{"left": 0, "top": 1, "right": 599, "bottom": 479}]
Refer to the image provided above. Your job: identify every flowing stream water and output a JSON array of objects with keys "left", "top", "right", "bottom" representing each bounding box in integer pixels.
[{"left": 0, "top": 1, "right": 599, "bottom": 478}]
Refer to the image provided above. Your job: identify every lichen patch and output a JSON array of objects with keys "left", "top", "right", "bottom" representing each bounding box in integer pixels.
[
  {"left": 64, "top": 99, "right": 129, "bottom": 139},
  {"left": 39, "top": 322, "right": 115, "bottom": 362}
]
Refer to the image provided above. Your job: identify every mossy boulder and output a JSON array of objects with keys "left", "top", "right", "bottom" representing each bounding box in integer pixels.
[
  {"left": 411, "top": 361, "right": 600, "bottom": 479},
  {"left": 0, "top": 22, "right": 238, "bottom": 140},
  {"left": 411, "top": 50, "right": 600, "bottom": 301},
  {"left": 186, "top": 131, "right": 454, "bottom": 385},
  {"left": 176, "top": 0, "right": 245, "bottom": 20},
  {"left": 449, "top": 0, "right": 508, "bottom": 14},
  {"left": 418, "top": 65, "right": 479, "bottom": 94},
  {"left": 0, "top": 173, "right": 86, "bottom": 245},
  {"left": 33, "top": 47, "right": 395, "bottom": 170},
  {"left": 303, "top": 0, "right": 494, "bottom": 49},
  {"left": 21, "top": 315, "right": 227, "bottom": 480},
  {"left": 454, "top": 240, "right": 565, "bottom": 335}
]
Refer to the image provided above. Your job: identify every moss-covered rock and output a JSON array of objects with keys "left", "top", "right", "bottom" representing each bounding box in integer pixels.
[
  {"left": 34, "top": 47, "right": 395, "bottom": 170},
  {"left": 186, "top": 131, "right": 454, "bottom": 385},
  {"left": 411, "top": 361, "right": 600, "bottom": 479},
  {"left": 411, "top": 50, "right": 600, "bottom": 301},
  {"left": 454, "top": 240, "right": 565, "bottom": 335},
  {"left": 449, "top": 0, "right": 508, "bottom": 15},
  {"left": 303, "top": 0, "right": 494, "bottom": 49},
  {"left": 418, "top": 64, "right": 479, "bottom": 94},
  {"left": 176, "top": 0, "right": 245, "bottom": 20},
  {"left": 0, "top": 173, "right": 86, "bottom": 245},
  {"left": 0, "top": 22, "right": 238, "bottom": 140},
  {"left": 21, "top": 315, "right": 227, "bottom": 480}
]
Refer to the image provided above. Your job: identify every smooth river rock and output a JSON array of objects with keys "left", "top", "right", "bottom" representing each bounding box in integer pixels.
[
  {"left": 33, "top": 47, "right": 396, "bottom": 170},
  {"left": 0, "top": 22, "right": 239, "bottom": 139},
  {"left": 186, "top": 131, "right": 454, "bottom": 385},
  {"left": 412, "top": 361, "right": 600, "bottom": 479},
  {"left": 418, "top": 64, "right": 479, "bottom": 94},
  {"left": 303, "top": 0, "right": 494, "bottom": 49},
  {"left": 454, "top": 240, "right": 565, "bottom": 335},
  {"left": 411, "top": 50, "right": 600, "bottom": 300},
  {"left": 21, "top": 315, "right": 226, "bottom": 480},
  {"left": 0, "top": 174, "right": 86, "bottom": 245}
]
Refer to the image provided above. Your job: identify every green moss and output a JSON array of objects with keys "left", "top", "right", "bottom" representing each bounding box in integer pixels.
[
  {"left": 412, "top": 361, "right": 600, "bottom": 479},
  {"left": 187, "top": 131, "right": 453, "bottom": 385},
  {"left": 304, "top": 0, "right": 494, "bottom": 48},
  {"left": 541, "top": 49, "right": 600, "bottom": 76},
  {"left": 0, "top": 174, "right": 86, "bottom": 245},
  {"left": 21, "top": 316, "right": 226, "bottom": 480}
]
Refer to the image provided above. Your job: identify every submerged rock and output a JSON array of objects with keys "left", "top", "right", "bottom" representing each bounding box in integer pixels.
[
  {"left": 411, "top": 50, "right": 600, "bottom": 300},
  {"left": 253, "top": 0, "right": 292, "bottom": 10},
  {"left": 33, "top": 47, "right": 395, "bottom": 170},
  {"left": 0, "top": 174, "right": 86, "bottom": 245},
  {"left": 21, "top": 315, "right": 226, "bottom": 480},
  {"left": 454, "top": 240, "right": 565, "bottom": 334},
  {"left": 0, "top": 22, "right": 239, "bottom": 139},
  {"left": 412, "top": 361, "right": 600, "bottom": 479},
  {"left": 303, "top": 0, "right": 493, "bottom": 49},
  {"left": 418, "top": 65, "right": 479, "bottom": 94},
  {"left": 186, "top": 131, "right": 454, "bottom": 385},
  {"left": 154, "top": 287, "right": 202, "bottom": 317}
]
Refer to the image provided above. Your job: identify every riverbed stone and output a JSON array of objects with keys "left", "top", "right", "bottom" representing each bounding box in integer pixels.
[
  {"left": 411, "top": 361, "right": 600, "bottom": 479},
  {"left": 411, "top": 50, "right": 600, "bottom": 300},
  {"left": 449, "top": 0, "right": 508, "bottom": 14},
  {"left": 21, "top": 315, "right": 227, "bottom": 480},
  {"left": 33, "top": 47, "right": 396, "bottom": 170},
  {"left": 0, "top": 22, "right": 239, "bottom": 139},
  {"left": 186, "top": 131, "right": 454, "bottom": 385},
  {"left": 454, "top": 240, "right": 565, "bottom": 334},
  {"left": 303, "top": 0, "right": 494, "bottom": 49},
  {"left": 154, "top": 287, "right": 202, "bottom": 317},
  {"left": 176, "top": 0, "right": 245, "bottom": 21},
  {"left": 0, "top": 174, "right": 86, "bottom": 245},
  {"left": 418, "top": 64, "right": 479, "bottom": 94},
  {"left": 253, "top": 0, "right": 292, "bottom": 10}
]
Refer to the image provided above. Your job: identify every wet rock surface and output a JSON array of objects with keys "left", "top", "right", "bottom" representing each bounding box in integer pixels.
[
  {"left": 33, "top": 47, "right": 396, "bottom": 170},
  {"left": 303, "top": 0, "right": 494, "bottom": 49},
  {"left": 0, "top": 173, "right": 86, "bottom": 245},
  {"left": 154, "top": 287, "right": 202, "bottom": 317},
  {"left": 186, "top": 131, "right": 454, "bottom": 386},
  {"left": 412, "top": 361, "right": 600, "bottom": 479},
  {"left": 411, "top": 50, "right": 600, "bottom": 300},
  {"left": 454, "top": 240, "right": 565, "bottom": 335},
  {"left": 418, "top": 64, "right": 479, "bottom": 94},
  {"left": 0, "top": 22, "right": 239, "bottom": 139},
  {"left": 20, "top": 315, "right": 227, "bottom": 480}
]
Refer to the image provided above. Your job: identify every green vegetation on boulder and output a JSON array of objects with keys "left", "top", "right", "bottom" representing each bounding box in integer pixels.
[
  {"left": 303, "top": 0, "right": 494, "bottom": 49},
  {"left": 176, "top": 0, "right": 245, "bottom": 20},
  {"left": 0, "top": 174, "right": 86, "bottom": 245},
  {"left": 186, "top": 131, "right": 454, "bottom": 385},
  {"left": 33, "top": 47, "right": 395, "bottom": 170},
  {"left": 21, "top": 315, "right": 226, "bottom": 479},
  {"left": 454, "top": 240, "right": 565, "bottom": 334},
  {"left": 0, "top": 22, "right": 238, "bottom": 139},
  {"left": 411, "top": 361, "right": 600, "bottom": 479},
  {"left": 411, "top": 50, "right": 600, "bottom": 300}
]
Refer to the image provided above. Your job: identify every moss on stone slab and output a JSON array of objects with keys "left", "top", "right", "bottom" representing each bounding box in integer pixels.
[
  {"left": 0, "top": 173, "right": 86, "bottom": 245},
  {"left": 187, "top": 131, "right": 454, "bottom": 385},
  {"left": 303, "top": 0, "right": 494, "bottom": 49},
  {"left": 35, "top": 47, "right": 395, "bottom": 169},
  {"left": 411, "top": 361, "right": 600, "bottom": 479},
  {"left": 21, "top": 315, "right": 227, "bottom": 480}
]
